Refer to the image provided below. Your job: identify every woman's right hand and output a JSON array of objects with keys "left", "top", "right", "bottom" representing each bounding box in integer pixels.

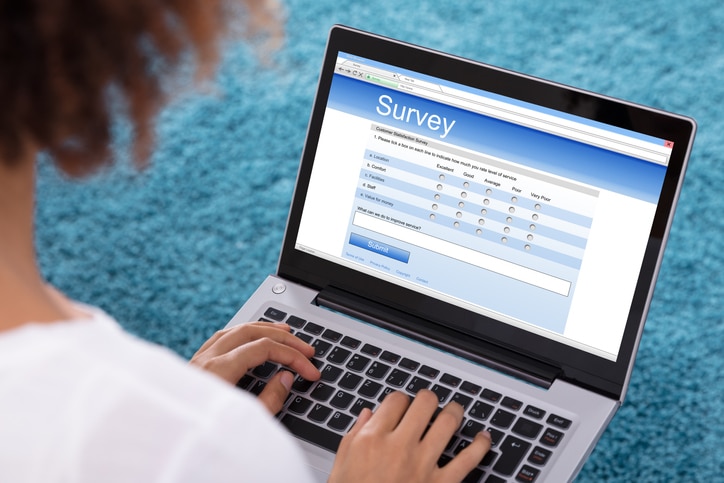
[{"left": 329, "top": 389, "right": 491, "bottom": 482}]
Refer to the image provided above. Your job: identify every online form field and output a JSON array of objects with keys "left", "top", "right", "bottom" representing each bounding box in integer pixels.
[{"left": 353, "top": 211, "right": 572, "bottom": 296}]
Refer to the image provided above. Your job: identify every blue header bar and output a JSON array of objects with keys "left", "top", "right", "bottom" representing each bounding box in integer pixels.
[{"left": 327, "top": 74, "right": 667, "bottom": 203}]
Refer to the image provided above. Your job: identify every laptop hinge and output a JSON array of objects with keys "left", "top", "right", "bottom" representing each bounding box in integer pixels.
[{"left": 316, "top": 286, "right": 561, "bottom": 389}]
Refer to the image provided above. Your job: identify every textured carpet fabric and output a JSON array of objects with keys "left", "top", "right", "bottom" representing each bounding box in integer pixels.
[{"left": 35, "top": 1, "right": 723, "bottom": 481}]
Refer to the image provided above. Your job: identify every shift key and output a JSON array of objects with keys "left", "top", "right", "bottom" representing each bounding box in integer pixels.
[{"left": 493, "top": 435, "right": 531, "bottom": 476}]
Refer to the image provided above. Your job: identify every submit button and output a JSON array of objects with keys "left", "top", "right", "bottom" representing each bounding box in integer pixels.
[{"left": 349, "top": 233, "right": 410, "bottom": 263}]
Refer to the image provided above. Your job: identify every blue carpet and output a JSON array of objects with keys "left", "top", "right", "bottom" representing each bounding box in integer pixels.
[{"left": 35, "top": 1, "right": 723, "bottom": 481}]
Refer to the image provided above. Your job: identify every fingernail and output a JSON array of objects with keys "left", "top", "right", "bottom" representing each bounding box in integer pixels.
[{"left": 280, "top": 371, "right": 294, "bottom": 391}]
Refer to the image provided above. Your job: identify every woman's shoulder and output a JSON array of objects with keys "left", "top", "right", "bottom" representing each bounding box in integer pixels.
[{"left": 0, "top": 304, "right": 314, "bottom": 482}]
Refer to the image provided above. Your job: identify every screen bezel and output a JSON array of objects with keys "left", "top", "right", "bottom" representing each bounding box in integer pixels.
[{"left": 277, "top": 25, "right": 696, "bottom": 399}]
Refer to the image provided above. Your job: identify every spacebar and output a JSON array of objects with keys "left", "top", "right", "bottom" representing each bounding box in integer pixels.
[{"left": 281, "top": 414, "right": 343, "bottom": 453}]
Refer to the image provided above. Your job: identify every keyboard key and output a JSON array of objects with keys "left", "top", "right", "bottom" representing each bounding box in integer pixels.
[
  {"left": 512, "top": 417, "right": 543, "bottom": 439},
  {"left": 386, "top": 369, "right": 411, "bottom": 387},
  {"left": 351, "top": 398, "right": 376, "bottom": 416},
  {"left": 358, "top": 380, "right": 383, "bottom": 398},
  {"left": 295, "top": 332, "right": 313, "bottom": 344},
  {"left": 481, "top": 449, "right": 498, "bottom": 467},
  {"left": 287, "top": 395, "right": 313, "bottom": 414},
  {"left": 339, "top": 372, "right": 363, "bottom": 391},
  {"left": 452, "top": 392, "right": 473, "bottom": 409},
  {"left": 379, "top": 350, "right": 401, "bottom": 364},
  {"left": 480, "top": 388, "right": 502, "bottom": 402},
  {"left": 361, "top": 343, "right": 382, "bottom": 357},
  {"left": 406, "top": 376, "right": 431, "bottom": 394},
  {"left": 292, "top": 376, "right": 314, "bottom": 393},
  {"left": 310, "top": 383, "right": 335, "bottom": 402},
  {"left": 516, "top": 464, "right": 540, "bottom": 483},
  {"left": 468, "top": 401, "right": 494, "bottom": 421},
  {"left": 546, "top": 414, "right": 572, "bottom": 429},
  {"left": 330, "top": 390, "right": 355, "bottom": 410},
  {"left": 252, "top": 362, "right": 278, "bottom": 378},
  {"left": 328, "top": 411, "right": 354, "bottom": 432},
  {"left": 527, "top": 446, "right": 552, "bottom": 466},
  {"left": 263, "top": 307, "right": 287, "bottom": 321},
  {"left": 493, "top": 435, "right": 531, "bottom": 476},
  {"left": 490, "top": 409, "right": 516, "bottom": 429},
  {"left": 462, "top": 467, "right": 485, "bottom": 483},
  {"left": 454, "top": 438, "right": 474, "bottom": 454},
  {"left": 321, "top": 328, "right": 342, "bottom": 342},
  {"left": 308, "top": 403, "right": 333, "bottom": 423},
  {"left": 460, "top": 381, "right": 481, "bottom": 396},
  {"left": 281, "top": 414, "right": 342, "bottom": 452},
  {"left": 378, "top": 387, "right": 395, "bottom": 402},
  {"left": 340, "top": 335, "right": 361, "bottom": 349},
  {"left": 418, "top": 364, "right": 440, "bottom": 378},
  {"left": 346, "top": 354, "right": 371, "bottom": 372},
  {"left": 461, "top": 419, "right": 485, "bottom": 438},
  {"left": 486, "top": 427, "right": 504, "bottom": 447},
  {"left": 540, "top": 428, "right": 564, "bottom": 447},
  {"left": 440, "top": 373, "right": 462, "bottom": 387},
  {"left": 320, "top": 364, "right": 344, "bottom": 382},
  {"left": 236, "top": 374, "right": 254, "bottom": 390},
  {"left": 523, "top": 405, "right": 546, "bottom": 420},
  {"left": 303, "top": 322, "right": 325, "bottom": 335},
  {"left": 286, "top": 315, "right": 306, "bottom": 328},
  {"left": 430, "top": 384, "right": 452, "bottom": 404},
  {"left": 366, "top": 361, "right": 391, "bottom": 379},
  {"left": 249, "top": 380, "right": 266, "bottom": 395},
  {"left": 484, "top": 475, "right": 505, "bottom": 483},
  {"left": 312, "top": 339, "right": 332, "bottom": 358},
  {"left": 327, "top": 347, "right": 352, "bottom": 364},
  {"left": 501, "top": 396, "right": 523, "bottom": 411},
  {"left": 399, "top": 357, "right": 420, "bottom": 371}
]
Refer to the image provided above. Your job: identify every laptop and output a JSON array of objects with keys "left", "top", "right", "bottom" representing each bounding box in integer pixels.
[{"left": 225, "top": 25, "right": 696, "bottom": 482}]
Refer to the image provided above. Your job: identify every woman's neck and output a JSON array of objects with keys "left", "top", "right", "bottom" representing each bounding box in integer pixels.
[{"left": 0, "top": 152, "right": 80, "bottom": 331}]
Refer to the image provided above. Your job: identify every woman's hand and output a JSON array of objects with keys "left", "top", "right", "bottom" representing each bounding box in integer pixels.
[
  {"left": 329, "top": 389, "right": 491, "bottom": 483},
  {"left": 190, "top": 322, "right": 320, "bottom": 414}
]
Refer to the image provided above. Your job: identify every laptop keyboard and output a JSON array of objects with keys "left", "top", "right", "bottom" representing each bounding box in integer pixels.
[{"left": 236, "top": 307, "right": 572, "bottom": 483}]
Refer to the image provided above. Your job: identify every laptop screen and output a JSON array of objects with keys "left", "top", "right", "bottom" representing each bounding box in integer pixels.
[
  {"left": 280, "top": 26, "right": 694, "bottom": 397},
  {"left": 294, "top": 52, "right": 673, "bottom": 362}
]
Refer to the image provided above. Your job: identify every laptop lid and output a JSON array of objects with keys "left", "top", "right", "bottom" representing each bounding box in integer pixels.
[{"left": 277, "top": 25, "right": 696, "bottom": 400}]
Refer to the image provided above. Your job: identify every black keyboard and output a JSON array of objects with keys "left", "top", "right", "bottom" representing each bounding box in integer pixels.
[{"left": 237, "top": 307, "right": 573, "bottom": 483}]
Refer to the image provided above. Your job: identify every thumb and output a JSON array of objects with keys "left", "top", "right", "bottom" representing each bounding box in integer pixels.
[{"left": 257, "top": 370, "right": 294, "bottom": 414}]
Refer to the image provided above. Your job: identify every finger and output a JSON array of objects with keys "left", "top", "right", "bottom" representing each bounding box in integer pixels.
[
  {"left": 193, "top": 328, "right": 227, "bottom": 355},
  {"left": 196, "top": 322, "right": 278, "bottom": 353},
  {"left": 362, "top": 390, "right": 411, "bottom": 433},
  {"left": 257, "top": 370, "right": 295, "bottom": 414},
  {"left": 202, "top": 323, "right": 315, "bottom": 360},
  {"left": 351, "top": 407, "right": 374, "bottom": 434},
  {"left": 439, "top": 431, "right": 491, "bottom": 481},
  {"left": 207, "top": 338, "right": 320, "bottom": 384},
  {"left": 233, "top": 338, "right": 321, "bottom": 380},
  {"left": 395, "top": 389, "right": 440, "bottom": 441},
  {"left": 419, "top": 399, "right": 465, "bottom": 458},
  {"left": 335, "top": 406, "right": 374, "bottom": 462},
  {"left": 338, "top": 407, "right": 374, "bottom": 449}
]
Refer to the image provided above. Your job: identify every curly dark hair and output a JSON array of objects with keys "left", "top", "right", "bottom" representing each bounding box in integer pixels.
[{"left": 0, "top": 0, "right": 282, "bottom": 176}]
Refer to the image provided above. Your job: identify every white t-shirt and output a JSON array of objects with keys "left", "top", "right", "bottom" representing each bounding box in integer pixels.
[{"left": 0, "top": 305, "right": 315, "bottom": 482}]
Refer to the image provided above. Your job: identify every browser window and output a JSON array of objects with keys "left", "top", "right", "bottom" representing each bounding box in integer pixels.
[{"left": 295, "top": 52, "right": 674, "bottom": 361}]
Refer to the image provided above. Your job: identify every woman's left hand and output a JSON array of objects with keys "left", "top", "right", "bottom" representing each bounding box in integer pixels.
[{"left": 190, "top": 322, "right": 320, "bottom": 414}]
